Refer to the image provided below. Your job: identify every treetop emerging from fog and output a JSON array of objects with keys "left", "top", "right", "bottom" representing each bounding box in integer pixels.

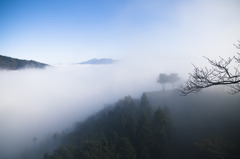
[
  {"left": 157, "top": 73, "right": 180, "bottom": 90},
  {"left": 180, "top": 41, "right": 240, "bottom": 96}
]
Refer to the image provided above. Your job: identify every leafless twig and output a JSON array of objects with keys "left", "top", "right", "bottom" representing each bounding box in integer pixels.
[{"left": 180, "top": 41, "right": 240, "bottom": 96}]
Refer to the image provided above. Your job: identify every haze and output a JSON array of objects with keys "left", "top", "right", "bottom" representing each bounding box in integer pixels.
[
  {"left": 0, "top": 63, "right": 164, "bottom": 153},
  {"left": 1, "top": 0, "right": 240, "bottom": 158}
]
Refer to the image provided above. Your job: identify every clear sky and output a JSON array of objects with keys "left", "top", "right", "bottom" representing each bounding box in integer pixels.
[{"left": 0, "top": 0, "right": 240, "bottom": 65}]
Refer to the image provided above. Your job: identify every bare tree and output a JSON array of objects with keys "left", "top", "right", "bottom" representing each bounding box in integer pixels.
[{"left": 180, "top": 41, "right": 240, "bottom": 96}]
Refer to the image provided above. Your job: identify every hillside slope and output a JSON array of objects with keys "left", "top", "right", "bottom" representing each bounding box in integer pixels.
[
  {"left": 0, "top": 55, "right": 49, "bottom": 70},
  {"left": 41, "top": 94, "right": 173, "bottom": 159}
]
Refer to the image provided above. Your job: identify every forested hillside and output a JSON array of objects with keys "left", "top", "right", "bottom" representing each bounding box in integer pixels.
[
  {"left": 17, "top": 90, "right": 240, "bottom": 159},
  {"left": 0, "top": 55, "right": 48, "bottom": 70},
  {"left": 42, "top": 94, "right": 173, "bottom": 159},
  {"left": 146, "top": 90, "right": 240, "bottom": 159}
]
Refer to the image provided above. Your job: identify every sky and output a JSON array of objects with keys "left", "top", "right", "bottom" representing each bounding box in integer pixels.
[
  {"left": 0, "top": 0, "right": 240, "bottom": 156},
  {"left": 0, "top": 0, "right": 240, "bottom": 66}
]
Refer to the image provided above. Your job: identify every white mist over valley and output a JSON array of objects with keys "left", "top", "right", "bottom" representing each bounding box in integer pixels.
[
  {"left": 0, "top": 61, "right": 171, "bottom": 150},
  {"left": 1, "top": 0, "right": 240, "bottom": 158}
]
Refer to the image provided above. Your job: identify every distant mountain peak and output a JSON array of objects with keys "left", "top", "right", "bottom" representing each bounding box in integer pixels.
[
  {"left": 79, "top": 58, "right": 117, "bottom": 65},
  {"left": 0, "top": 55, "right": 49, "bottom": 70}
]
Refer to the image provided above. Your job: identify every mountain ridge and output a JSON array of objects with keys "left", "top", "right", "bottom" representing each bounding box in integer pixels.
[
  {"left": 79, "top": 58, "right": 117, "bottom": 65},
  {"left": 0, "top": 55, "right": 49, "bottom": 70}
]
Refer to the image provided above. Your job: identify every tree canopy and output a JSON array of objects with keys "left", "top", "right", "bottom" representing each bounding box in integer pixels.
[
  {"left": 157, "top": 73, "right": 180, "bottom": 90},
  {"left": 42, "top": 95, "right": 173, "bottom": 159}
]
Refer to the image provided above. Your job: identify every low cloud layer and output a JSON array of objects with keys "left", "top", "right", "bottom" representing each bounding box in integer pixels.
[{"left": 0, "top": 62, "right": 172, "bottom": 154}]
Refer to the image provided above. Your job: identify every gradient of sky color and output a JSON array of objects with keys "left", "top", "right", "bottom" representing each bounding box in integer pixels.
[
  {"left": 0, "top": 0, "right": 240, "bottom": 65},
  {"left": 0, "top": 1, "right": 240, "bottom": 154}
]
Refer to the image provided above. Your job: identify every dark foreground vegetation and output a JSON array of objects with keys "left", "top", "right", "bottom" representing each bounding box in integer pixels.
[
  {"left": 17, "top": 90, "right": 240, "bottom": 159},
  {"left": 42, "top": 93, "right": 173, "bottom": 159}
]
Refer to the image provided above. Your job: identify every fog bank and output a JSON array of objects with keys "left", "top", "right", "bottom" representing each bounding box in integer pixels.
[{"left": 0, "top": 61, "right": 172, "bottom": 155}]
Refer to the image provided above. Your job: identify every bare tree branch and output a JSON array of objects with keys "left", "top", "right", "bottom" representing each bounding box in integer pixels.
[{"left": 180, "top": 41, "right": 240, "bottom": 96}]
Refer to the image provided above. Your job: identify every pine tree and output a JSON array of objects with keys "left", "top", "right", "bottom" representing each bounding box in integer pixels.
[
  {"left": 117, "top": 137, "right": 136, "bottom": 159},
  {"left": 152, "top": 107, "right": 171, "bottom": 158},
  {"left": 136, "top": 113, "right": 153, "bottom": 159},
  {"left": 140, "top": 93, "right": 153, "bottom": 119}
]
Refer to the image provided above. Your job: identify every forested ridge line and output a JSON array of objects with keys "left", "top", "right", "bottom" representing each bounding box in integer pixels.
[{"left": 43, "top": 93, "right": 173, "bottom": 159}]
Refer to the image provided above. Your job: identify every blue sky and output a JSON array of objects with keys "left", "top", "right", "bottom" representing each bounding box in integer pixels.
[
  {"left": 0, "top": 1, "right": 240, "bottom": 150},
  {"left": 0, "top": 0, "right": 240, "bottom": 65}
]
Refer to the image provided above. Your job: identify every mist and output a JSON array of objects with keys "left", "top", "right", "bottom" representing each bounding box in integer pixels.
[
  {"left": 0, "top": 61, "right": 170, "bottom": 157},
  {"left": 1, "top": 0, "right": 240, "bottom": 158},
  {"left": 1, "top": 61, "right": 240, "bottom": 159}
]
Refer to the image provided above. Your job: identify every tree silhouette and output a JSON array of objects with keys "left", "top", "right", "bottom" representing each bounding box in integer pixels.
[
  {"left": 157, "top": 73, "right": 168, "bottom": 91},
  {"left": 180, "top": 41, "right": 240, "bottom": 96},
  {"left": 157, "top": 73, "right": 180, "bottom": 90}
]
